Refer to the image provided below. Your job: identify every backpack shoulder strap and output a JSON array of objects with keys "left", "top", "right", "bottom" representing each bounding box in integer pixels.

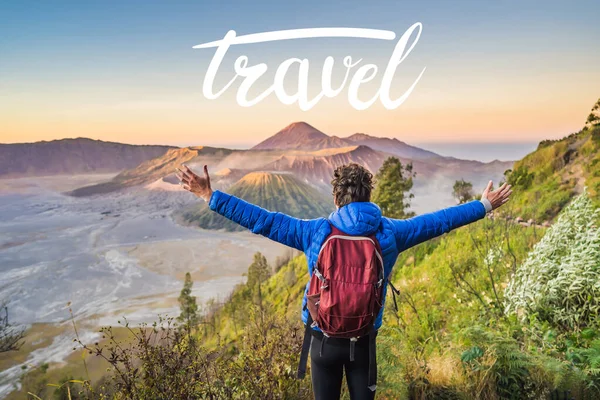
[{"left": 297, "top": 313, "right": 313, "bottom": 379}]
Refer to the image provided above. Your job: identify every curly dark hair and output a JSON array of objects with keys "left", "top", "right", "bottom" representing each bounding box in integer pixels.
[{"left": 331, "top": 163, "right": 374, "bottom": 207}]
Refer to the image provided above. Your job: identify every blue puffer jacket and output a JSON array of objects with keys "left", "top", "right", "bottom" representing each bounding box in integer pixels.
[{"left": 209, "top": 190, "right": 487, "bottom": 330}]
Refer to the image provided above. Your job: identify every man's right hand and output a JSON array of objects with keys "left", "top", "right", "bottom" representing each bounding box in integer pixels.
[{"left": 176, "top": 164, "right": 213, "bottom": 202}]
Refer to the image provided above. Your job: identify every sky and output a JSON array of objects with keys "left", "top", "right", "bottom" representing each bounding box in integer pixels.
[{"left": 1, "top": 0, "right": 599, "bottom": 159}]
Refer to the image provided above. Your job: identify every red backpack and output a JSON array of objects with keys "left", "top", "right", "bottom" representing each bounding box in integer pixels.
[{"left": 297, "top": 224, "right": 387, "bottom": 385}]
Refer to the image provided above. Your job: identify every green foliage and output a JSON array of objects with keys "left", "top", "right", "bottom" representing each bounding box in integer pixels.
[
  {"left": 591, "top": 125, "right": 600, "bottom": 146},
  {"left": 504, "top": 141, "right": 576, "bottom": 222},
  {"left": 461, "top": 345, "right": 484, "bottom": 363},
  {"left": 198, "top": 254, "right": 309, "bottom": 348},
  {"left": 505, "top": 191, "right": 600, "bottom": 332},
  {"left": 246, "top": 252, "right": 271, "bottom": 306},
  {"left": 506, "top": 166, "right": 534, "bottom": 190},
  {"left": 567, "top": 338, "right": 600, "bottom": 393},
  {"left": 177, "top": 272, "right": 199, "bottom": 328},
  {"left": 459, "top": 326, "right": 548, "bottom": 399},
  {"left": 586, "top": 98, "right": 600, "bottom": 127},
  {"left": 246, "top": 252, "right": 271, "bottom": 289},
  {"left": 453, "top": 179, "right": 474, "bottom": 204},
  {"left": 70, "top": 313, "right": 311, "bottom": 399},
  {"left": 373, "top": 213, "right": 544, "bottom": 398},
  {"left": 372, "top": 157, "right": 416, "bottom": 219},
  {"left": 52, "top": 376, "right": 86, "bottom": 400},
  {"left": 216, "top": 309, "right": 310, "bottom": 399}
]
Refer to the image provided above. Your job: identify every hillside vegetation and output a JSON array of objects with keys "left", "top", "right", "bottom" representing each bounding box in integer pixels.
[
  {"left": 198, "top": 189, "right": 600, "bottom": 399},
  {"left": 505, "top": 123, "right": 600, "bottom": 222},
  {"left": 198, "top": 210, "right": 544, "bottom": 398}
]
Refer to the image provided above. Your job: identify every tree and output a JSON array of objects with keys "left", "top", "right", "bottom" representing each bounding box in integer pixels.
[
  {"left": 177, "top": 272, "right": 199, "bottom": 329},
  {"left": 586, "top": 98, "right": 600, "bottom": 127},
  {"left": 453, "top": 179, "right": 474, "bottom": 204},
  {"left": 246, "top": 252, "right": 271, "bottom": 306},
  {"left": 246, "top": 252, "right": 271, "bottom": 289},
  {"left": 372, "top": 157, "right": 416, "bottom": 219},
  {"left": 1, "top": 303, "right": 25, "bottom": 353},
  {"left": 283, "top": 267, "right": 297, "bottom": 305}
]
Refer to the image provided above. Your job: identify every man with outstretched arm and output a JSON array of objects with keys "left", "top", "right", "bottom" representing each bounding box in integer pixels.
[{"left": 176, "top": 163, "right": 512, "bottom": 400}]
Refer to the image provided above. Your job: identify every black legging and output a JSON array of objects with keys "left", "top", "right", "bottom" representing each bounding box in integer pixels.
[{"left": 310, "top": 333, "right": 376, "bottom": 400}]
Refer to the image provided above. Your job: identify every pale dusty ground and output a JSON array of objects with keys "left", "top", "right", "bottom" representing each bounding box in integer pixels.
[
  {"left": 125, "top": 235, "right": 285, "bottom": 281},
  {"left": 0, "top": 175, "right": 288, "bottom": 398}
]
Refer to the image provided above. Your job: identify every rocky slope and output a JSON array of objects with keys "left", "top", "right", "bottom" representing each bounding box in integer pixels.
[{"left": 69, "top": 146, "right": 235, "bottom": 196}]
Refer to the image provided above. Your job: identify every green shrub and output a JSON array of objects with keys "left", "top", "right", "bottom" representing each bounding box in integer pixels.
[
  {"left": 76, "top": 311, "right": 310, "bottom": 400},
  {"left": 505, "top": 190, "right": 600, "bottom": 331},
  {"left": 506, "top": 166, "right": 535, "bottom": 189}
]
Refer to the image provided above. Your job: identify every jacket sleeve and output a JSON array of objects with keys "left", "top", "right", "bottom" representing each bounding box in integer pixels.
[
  {"left": 392, "top": 200, "right": 487, "bottom": 252},
  {"left": 208, "top": 190, "right": 317, "bottom": 252}
]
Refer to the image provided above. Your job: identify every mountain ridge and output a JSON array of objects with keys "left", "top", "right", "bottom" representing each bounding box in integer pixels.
[
  {"left": 63, "top": 123, "right": 511, "bottom": 199},
  {"left": 252, "top": 122, "right": 349, "bottom": 151},
  {"left": 344, "top": 132, "right": 441, "bottom": 160},
  {"left": 4, "top": 123, "right": 512, "bottom": 212},
  {"left": 0, "top": 138, "right": 176, "bottom": 178}
]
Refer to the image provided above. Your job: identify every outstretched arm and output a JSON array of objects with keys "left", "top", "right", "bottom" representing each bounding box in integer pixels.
[
  {"left": 176, "top": 164, "right": 318, "bottom": 251},
  {"left": 393, "top": 181, "right": 512, "bottom": 252}
]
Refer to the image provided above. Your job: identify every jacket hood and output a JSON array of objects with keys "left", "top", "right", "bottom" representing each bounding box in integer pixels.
[{"left": 328, "top": 201, "right": 382, "bottom": 236}]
